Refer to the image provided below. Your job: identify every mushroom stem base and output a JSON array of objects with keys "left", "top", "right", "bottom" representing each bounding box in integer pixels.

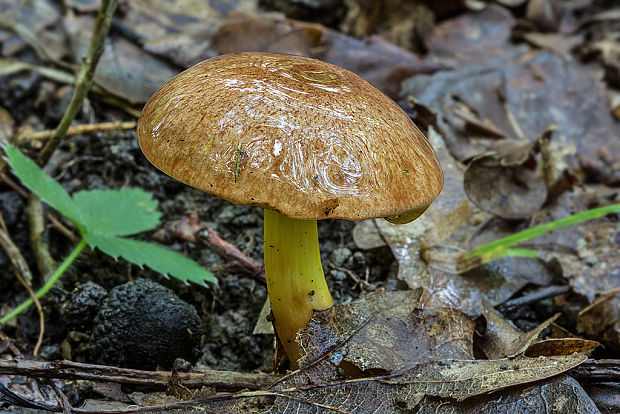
[{"left": 264, "top": 209, "right": 333, "bottom": 363}]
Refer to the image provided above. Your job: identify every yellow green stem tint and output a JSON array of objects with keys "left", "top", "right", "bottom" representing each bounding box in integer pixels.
[{"left": 264, "top": 209, "right": 333, "bottom": 363}]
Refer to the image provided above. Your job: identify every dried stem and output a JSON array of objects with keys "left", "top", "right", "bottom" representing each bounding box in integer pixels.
[
  {"left": 0, "top": 223, "right": 44, "bottom": 355},
  {"left": 199, "top": 225, "right": 266, "bottom": 284},
  {"left": 0, "top": 359, "right": 279, "bottom": 392},
  {"left": 36, "top": 0, "right": 119, "bottom": 166},
  {"left": 19, "top": 121, "right": 136, "bottom": 142},
  {"left": 26, "top": 194, "right": 56, "bottom": 280}
]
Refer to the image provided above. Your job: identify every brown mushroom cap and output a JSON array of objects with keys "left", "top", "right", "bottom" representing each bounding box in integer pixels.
[{"left": 137, "top": 52, "right": 443, "bottom": 221}]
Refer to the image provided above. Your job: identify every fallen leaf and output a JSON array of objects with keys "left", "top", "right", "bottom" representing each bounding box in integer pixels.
[
  {"left": 424, "top": 5, "right": 517, "bottom": 66},
  {"left": 525, "top": 338, "right": 600, "bottom": 357},
  {"left": 375, "top": 130, "right": 553, "bottom": 316},
  {"left": 67, "top": 16, "right": 178, "bottom": 104},
  {"left": 404, "top": 7, "right": 620, "bottom": 181},
  {"left": 339, "top": 0, "right": 435, "bottom": 52},
  {"left": 577, "top": 289, "right": 620, "bottom": 352},
  {"left": 419, "top": 375, "right": 600, "bottom": 413},
  {"left": 464, "top": 140, "right": 547, "bottom": 219},
  {"left": 351, "top": 219, "right": 386, "bottom": 250},
  {"left": 298, "top": 290, "right": 474, "bottom": 374},
  {"left": 212, "top": 12, "right": 444, "bottom": 99}
]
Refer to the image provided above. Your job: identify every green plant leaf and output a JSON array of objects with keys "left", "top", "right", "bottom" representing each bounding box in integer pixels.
[
  {"left": 73, "top": 188, "right": 161, "bottom": 237},
  {"left": 85, "top": 233, "right": 216, "bottom": 285},
  {"left": 2, "top": 142, "right": 83, "bottom": 227}
]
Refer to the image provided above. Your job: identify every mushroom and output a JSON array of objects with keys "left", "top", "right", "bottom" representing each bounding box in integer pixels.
[{"left": 137, "top": 52, "right": 443, "bottom": 364}]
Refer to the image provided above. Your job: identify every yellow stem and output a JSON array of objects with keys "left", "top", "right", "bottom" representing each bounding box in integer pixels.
[{"left": 264, "top": 209, "right": 333, "bottom": 363}]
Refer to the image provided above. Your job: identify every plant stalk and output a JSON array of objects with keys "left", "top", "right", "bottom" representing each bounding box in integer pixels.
[
  {"left": 263, "top": 209, "right": 333, "bottom": 363},
  {"left": 0, "top": 239, "right": 88, "bottom": 325}
]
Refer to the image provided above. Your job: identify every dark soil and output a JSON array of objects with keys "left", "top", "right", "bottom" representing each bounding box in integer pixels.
[{"left": 0, "top": 105, "right": 397, "bottom": 372}]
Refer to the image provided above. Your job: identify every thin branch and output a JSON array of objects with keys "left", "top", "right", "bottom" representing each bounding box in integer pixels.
[
  {"left": 0, "top": 223, "right": 45, "bottom": 355},
  {"left": 26, "top": 194, "right": 56, "bottom": 280},
  {"left": 198, "top": 226, "right": 266, "bottom": 284},
  {"left": 19, "top": 121, "right": 136, "bottom": 142},
  {"left": 570, "top": 359, "right": 620, "bottom": 382},
  {"left": 0, "top": 331, "right": 21, "bottom": 356},
  {"left": 0, "top": 359, "right": 280, "bottom": 392},
  {"left": 36, "top": 0, "right": 119, "bottom": 166}
]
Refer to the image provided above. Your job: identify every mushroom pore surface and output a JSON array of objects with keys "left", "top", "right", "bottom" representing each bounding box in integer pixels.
[{"left": 137, "top": 52, "right": 443, "bottom": 220}]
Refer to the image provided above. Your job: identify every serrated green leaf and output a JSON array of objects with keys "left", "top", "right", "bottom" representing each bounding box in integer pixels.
[
  {"left": 2, "top": 142, "right": 83, "bottom": 227},
  {"left": 73, "top": 188, "right": 161, "bottom": 237},
  {"left": 85, "top": 233, "right": 216, "bottom": 285}
]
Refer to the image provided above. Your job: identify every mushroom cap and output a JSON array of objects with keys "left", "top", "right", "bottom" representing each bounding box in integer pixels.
[{"left": 137, "top": 52, "right": 443, "bottom": 221}]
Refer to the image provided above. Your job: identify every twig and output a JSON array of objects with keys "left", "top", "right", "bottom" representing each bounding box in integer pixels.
[
  {"left": 497, "top": 285, "right": 571, "bottom": 313},
  {"left": 46, "top": 214, "right": 78, "bottom": 243},
  {"left": 0, "top": 223, "right": 45, "bottom": 356},
  {"left": 1, "top": 171, "right": 79, "bottom": 243},
  {"left": 26, "top": 194, "right": 56, "bottom": 280},
  {"left": 570, "top": 359, "right": 620, "bottom": 382},
  {"left": 0, "top": 172, "right": 29, "bottom": 198},
  {"left": 328, "top": 263, "right": 372, "bottom": 290},
  {"left": 0, "top": 331, "right": 21, "bottom": 356},
  {"left": 36, "top": 0, "right": 119, "bottom": 166},
  {"left": 0, "top": 359, "right": 280, "bottom": 392},
  {"left": 19, "top": 121, "right": 136, "bottom": 142},
  {"left": 196, "top": 225, "right": 266, "bottom": 284},
  {"left": 578, "top": 287, "right": 620, "bottom": 316},
  {"left": 45, "top": 380, "right": 72, "bottom": 414}
]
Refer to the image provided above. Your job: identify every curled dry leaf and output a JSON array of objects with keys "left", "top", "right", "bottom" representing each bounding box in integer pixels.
[
  {"left": 375, "top": 130, "right": 553, "bottom": 316},
  {"left": 404, "top": 5, "right": 620, "bottom": 182},
  {"left": 577, "top": 289, "right": 620, "bottom": 352},
  {"left": 464, "top": 140, "right": 547, "bottom": 219},
  {"left": 524, "top": 338, "right": 600, "bottom": 357},
  {"left": 577, "top": 8, "right": 620, "bottom": 89}
]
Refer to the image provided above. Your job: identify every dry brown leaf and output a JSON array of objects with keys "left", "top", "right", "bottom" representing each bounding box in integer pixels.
[
  {"left": 424, "top": 5, "right": 517, "bottom": 66},
  {"left": 297, "top": 290, "right": 474, "bottom": 375},
  {"left": 404, "top": 7, "right": 620, "bottom": 181},
  {"left": 212, "top": 12, "right": 443, "bottom": 99},
  {"left": 66, "top": 16, "right": 178, "bottom": 104},
  {"left": 524, "top": 338, "right": 600, "bottom": 357},
  {"left": 417, "top": 375, "right": 600, "bottom": 413},
  {"left": 351, "top": 219, "right": 386, "bottom": 250},
  {"left": 577, "top": 289, "right": 620, "bottom": 352},
  {"left": 375, "top": 130, "right": 553, "bottom": 316},
  {"left": 464, "top": 141, "right": 547, "bottom": 219}
]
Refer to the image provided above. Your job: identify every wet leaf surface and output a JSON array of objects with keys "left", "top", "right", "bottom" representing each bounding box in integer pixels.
[
  {"left": 136, "top": 291, "right": 591, "bottom": 413},
  {"left": 403, "top": 5, "right": 620, "bottom": 181},
  {"left": 213, "top": 12, "right": 444, "bottom": 98},
  {"left": 297, "top": 290, "right": 474, "bottom": 374},
  {"left": 68, "top": 16, "right": 178, "bottom": 104}
]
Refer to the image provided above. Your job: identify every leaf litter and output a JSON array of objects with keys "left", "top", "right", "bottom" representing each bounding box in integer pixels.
[
  {"left": 124, "top": 291, "right": 591, "bottom": 413},
  {"left": 1, "top": 0, "right": 618, "bottom": 412}
]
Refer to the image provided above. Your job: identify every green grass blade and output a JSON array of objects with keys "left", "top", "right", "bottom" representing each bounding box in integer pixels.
[{"left": 467, "top": 204, "right": 620, "bottom": 262}]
